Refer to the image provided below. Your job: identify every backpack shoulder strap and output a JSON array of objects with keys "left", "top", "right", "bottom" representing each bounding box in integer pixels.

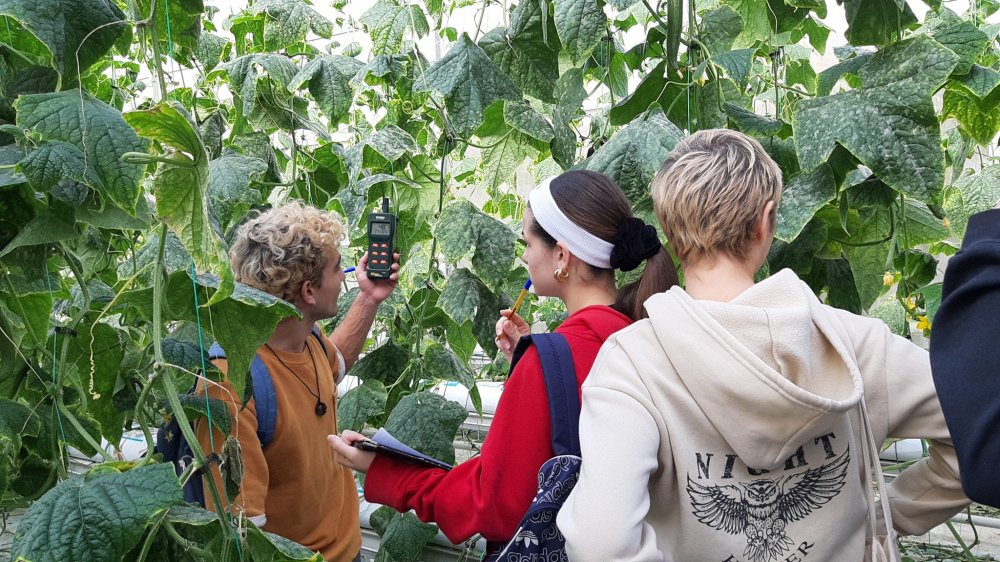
[
  {"left": 205, "top": 341, "right": 279, "bottom": 448},
  {"left": 310, "top": 324, "right": 327, "bottom": 354},
  {"left": 529, "top": 333, "right": 581, "bottom": 457}
]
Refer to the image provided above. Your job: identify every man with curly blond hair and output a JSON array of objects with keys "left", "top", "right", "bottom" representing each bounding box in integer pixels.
[{"left": 195, "top": 201, "right": 398, "bottom": 562}]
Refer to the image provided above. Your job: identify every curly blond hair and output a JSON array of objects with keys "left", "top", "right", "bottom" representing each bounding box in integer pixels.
[
  {"left": 230, "top": 201, "right": 345, "bottom": 303},
  {"left": 651, "top": 129, "right": 782, "bottom": 263}
]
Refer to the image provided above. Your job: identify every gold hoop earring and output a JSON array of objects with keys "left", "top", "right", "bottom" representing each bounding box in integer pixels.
[{"left": 553, "top": 268, "right": 569, "bottom": 282}]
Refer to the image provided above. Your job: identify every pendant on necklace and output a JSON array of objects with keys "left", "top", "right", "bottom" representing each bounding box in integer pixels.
[{"left": 315, "top": 401, "right": 328, "bottom": 416}]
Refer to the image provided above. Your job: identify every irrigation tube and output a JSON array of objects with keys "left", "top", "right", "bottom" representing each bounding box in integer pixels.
[{"left": 951, "top": 512, "right": 1000, "bottom": 530}]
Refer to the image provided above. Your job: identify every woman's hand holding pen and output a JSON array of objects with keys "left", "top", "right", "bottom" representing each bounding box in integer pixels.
[{"left": 495, "top": 310, "right": 530, "bottom": 363}]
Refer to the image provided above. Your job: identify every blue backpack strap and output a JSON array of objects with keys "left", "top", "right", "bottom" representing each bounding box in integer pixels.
[
  {"left": 530, "top": 333, "right": 581, "bottom": 457},
  {"left": 206, "top": 342, "right": 278, "bottom": 448}
]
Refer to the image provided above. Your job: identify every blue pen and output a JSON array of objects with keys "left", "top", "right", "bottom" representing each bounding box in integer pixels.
[{"left": 343, "top": 266, "right": 356, "bottom": 273}]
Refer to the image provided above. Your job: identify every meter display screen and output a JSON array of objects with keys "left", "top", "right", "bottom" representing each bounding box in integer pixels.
[{"left": 370, "top": 222, "right": 391, "bottom": 236}]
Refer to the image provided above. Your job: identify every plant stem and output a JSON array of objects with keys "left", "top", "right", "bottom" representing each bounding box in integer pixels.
[
  {"left": 146, "top": 0, "right": 169, "bottom": 103},
  {"left": 135, "top": 510, "right": 169, "bottom": 562},
  {"left": 164, "top": 520, "right": 214, "bottom": 559},
  {"left": 56, "top": 402, "right": 114, "bottom": 462},
  {"left": 152, "top": 224, "right": 233, "bottom": 542}
]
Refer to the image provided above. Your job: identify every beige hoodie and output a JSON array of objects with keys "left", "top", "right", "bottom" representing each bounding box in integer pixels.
[{"left": 558, "top": 269, "right": 968, "bottom": 562}]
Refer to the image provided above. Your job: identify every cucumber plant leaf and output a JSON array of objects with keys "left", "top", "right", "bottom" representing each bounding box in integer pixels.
[
  {"left": 11, "top": 463, "right": 182, "bottom": 562},
  {"left": 124, "top": 103, "right": 234, "bottom": 305},
  {"left": 14, "top": 90, "right": 147, "bottom": 214},
  {"left": 414, "top": 33, "right": 521, "bottom": 135},
  {"left": 383, "top": 391, "right": 467, "bottom": 465},
  {"left": 794, "top": 35, "right": 959, "bottom": 202}
]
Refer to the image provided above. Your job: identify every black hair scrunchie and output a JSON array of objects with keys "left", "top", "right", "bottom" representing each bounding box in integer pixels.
[{"left": 609, "top": 218, "right": 662, "bottom": 272}]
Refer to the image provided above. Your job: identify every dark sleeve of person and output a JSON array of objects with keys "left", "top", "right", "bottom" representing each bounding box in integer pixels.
[{"left": 930, "top": 208, "right": 1000, "bottom": 508}]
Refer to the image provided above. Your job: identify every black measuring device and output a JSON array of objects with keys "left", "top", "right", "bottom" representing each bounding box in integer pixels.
[{"left": 366, "top": 197, "right": 396, "bottom": 279}]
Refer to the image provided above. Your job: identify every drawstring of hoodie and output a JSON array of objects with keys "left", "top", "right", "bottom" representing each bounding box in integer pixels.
[{"left": 859, "top": 399, "right": 900, "bottom": 561}]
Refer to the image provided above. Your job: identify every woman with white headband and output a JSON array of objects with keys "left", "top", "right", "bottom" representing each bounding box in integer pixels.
[{"left": 328, "top": 170, "right": 678, "bottom": 551}]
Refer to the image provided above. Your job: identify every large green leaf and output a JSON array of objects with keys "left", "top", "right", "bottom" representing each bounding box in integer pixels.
[
  {"left": 775, "top": 165, "right": 836, "bottom": 242},
  {"left": 550, "top": 68, "right": 586, "bottom": 168},
  {"left": 360, "top": 0, "right": 429, "bottom": 55},
  {"left": 14, "top": 90, "right": 147, "bottom": 214},
  {"left": 379, "top": 511, "right": 439, "bottom": 561},
  {"left": 953, "top": 64, "right": 1000, "bottom": 99},
  {"left": 17, "top": 141, "right": 105, "bottom": 193},
  {"left": 131, "top": 0, "right": 203, "bottom": 56},
  {"left": 479, "top": 0, "right": 560, "bottom": 103},
  {"left": 0, "top": 291, "right": 50, "bottom": 350},
  {"left": 222, "top": 53, "right": 300, "bottom": 115},
  {"left": 207, "top": 154, "right": 267, "bottom": 232},
  {"left": 437, "top": 268, "right": 504, "bottom": 355},
  {"left": 476, "top": 104, "right": 537, "bottom": 190},
  {"left": 288, "top": 55, "right": 364, "bottom": 125},
  {"left": 942, "top": 85, "right": 1000, "bottom": 146},
  {"left": 723, "top": 103, "right": 783, "bottom": 137},
  {"left": 841, "top": 0, "right": 916, "bottom": 47},
  {"left": 422, "top": 343, "right": 475, "bottom": 389},
  {"left": 384, "top": 391, "right": 467, "bottom": 465},
  {"left": 0, "top": 398, "right": 39, "bottom": 491},
  {"left": 12, "top": 463, "right": 182, "bottom": 562},
  {"left": 720, "top": 0, "right": 771, "bottom": 46},
  {"left": 554, "top": 0, "right": 606, "bottom": 64},
  {"left": 699, "top": 6, "right": 744, "bottom": 55},
  {"left": 245, "top": 525, "right": 324, "bottom": 561},
  {"left": 504, "top": 100, "right": 554, "bottom": 142},
  {"left": 121, "top": 272, "right": 300, "bottom": 399},
  {"left": 583, "top": 108, "right": 684, "bottom": 210},
  {"left": 350, "top": 340, "right": 410, "bottom": 385},
  {"left": 0, "top": 208, "right": 78, "bottom": 258},
  {"left": 943, "top": 165, "right": 1000, "bottom": 239},
  {"left": 794, "top": 36, "right": 959, "bottom": 202},
  {"left": 0, "top": 0, "right": 127, "bottom": 84},
  {"left": 125, "top": 103, "right": 234, "bottom": 305},
  {"left": 244, "top": 0, "right": 332, "bottom": 51},
  {"left": 930, "top": 19, "right": 991, "bottom": 75},
  {"left": 434, "top": 200, "right": 516, "bottom": 290},
  {"left": 337, "top": 379, "right": 388, "bottom": 432},
  {"left": 414, "top": 33, "right": 521, "bottom": 134}
]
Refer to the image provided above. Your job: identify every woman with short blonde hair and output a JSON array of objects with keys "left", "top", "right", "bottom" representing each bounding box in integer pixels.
[{"left": 559, "top": 129, "right": 968, "bottom": 562}]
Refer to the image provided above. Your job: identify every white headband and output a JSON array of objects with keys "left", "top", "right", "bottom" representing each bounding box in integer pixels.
[{"left": 528, "top": 176, "right": 613, "bottom": 269}]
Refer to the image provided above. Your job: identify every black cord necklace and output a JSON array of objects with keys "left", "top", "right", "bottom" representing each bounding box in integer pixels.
[{"left": 264, "top": 341, "right": 328, "bottom": 416}]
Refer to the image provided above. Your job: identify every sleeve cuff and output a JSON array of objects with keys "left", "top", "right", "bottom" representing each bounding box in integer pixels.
[{"left": 336, "top": 348, "right": 347, "bottom": 384}]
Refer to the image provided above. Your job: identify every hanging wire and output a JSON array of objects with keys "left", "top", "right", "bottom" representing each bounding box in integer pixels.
[{"left": 45, "top": 254, "right": 69, "bottom": 473}]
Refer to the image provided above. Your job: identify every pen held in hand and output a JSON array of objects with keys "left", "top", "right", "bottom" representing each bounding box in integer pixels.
[
  {"left": 497, "top": 279, "right": 532, "bottom": 343},
  {"left": 510, "top": 278, "right": 532, "bottom": 317}
]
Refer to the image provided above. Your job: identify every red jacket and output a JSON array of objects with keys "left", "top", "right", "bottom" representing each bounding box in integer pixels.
[{"left": 363, "top": 304, "right": 632, "bottom": 543}]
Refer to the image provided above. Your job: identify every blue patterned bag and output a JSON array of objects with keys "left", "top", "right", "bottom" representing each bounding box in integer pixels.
[{"left": 486, "top": 333, "right": 581, "bottom": 562}]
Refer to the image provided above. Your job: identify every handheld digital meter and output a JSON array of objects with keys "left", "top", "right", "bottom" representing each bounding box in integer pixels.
[{"left": 366, "top": 198, "right": 396, "bottom": 279}]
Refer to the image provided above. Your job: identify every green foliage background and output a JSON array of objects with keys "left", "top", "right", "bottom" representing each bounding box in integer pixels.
[{"left": 0, "top": 0, "right": 999, "bottom": 559}]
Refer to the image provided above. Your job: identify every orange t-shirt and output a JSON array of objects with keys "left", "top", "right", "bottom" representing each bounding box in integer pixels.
[{"left": 195, "top": 332, "right": 361, "bottom": 562}]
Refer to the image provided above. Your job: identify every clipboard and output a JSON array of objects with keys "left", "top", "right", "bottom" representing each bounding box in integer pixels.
[{"left": 353, "top": 428, "right": 453, "bottom": 471}]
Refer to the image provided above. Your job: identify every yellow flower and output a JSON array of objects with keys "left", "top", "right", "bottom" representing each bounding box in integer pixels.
[
  {"left": 916, "top": 315, "right": 932, "bottom": 332},
  {"left": 883, "top": 271, "right": 894, "bottom": 287},
  {"left": 904, "top": 297, "right": 917, "bottom": 311},
  {"left": 943, "top": 217, "right": 951, "bottom": 229}
]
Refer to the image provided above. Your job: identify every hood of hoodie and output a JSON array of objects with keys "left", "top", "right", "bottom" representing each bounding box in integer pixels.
[{"left": 644, "top": 269, "right": 865, "bottom": 470}]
